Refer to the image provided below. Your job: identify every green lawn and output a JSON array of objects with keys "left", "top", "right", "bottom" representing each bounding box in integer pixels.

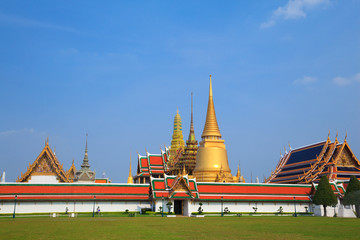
[{"left": 0, "top": 216, "right": 358, "bottom": 240}]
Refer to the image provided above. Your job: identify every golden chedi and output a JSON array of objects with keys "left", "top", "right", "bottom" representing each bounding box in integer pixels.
[{"left": 194, "top": 75, "right": 238, "bottom": 182}]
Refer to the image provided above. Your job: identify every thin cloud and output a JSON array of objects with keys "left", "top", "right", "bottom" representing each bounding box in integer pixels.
[
  {"left": 0, "top": 128, "right": 35, "bottom": 137},
  {"left": 294, "top": 76, "right": 318, "bottom": 84},
  {"left": 0, "top": 13, "right": 76, "bottom": 32},
  {"left": 332, "top": 73, "right": 360, "bottom": 86},
  {"left": 261, "top": 0, "right": 330, "bottom": 29}
]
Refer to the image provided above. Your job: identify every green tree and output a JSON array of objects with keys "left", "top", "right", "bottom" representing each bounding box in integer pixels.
[
  {"left": 166, "top": 201, "right": 173, "bottom": 214},
  {"left": 343, "top": 176, "right": 360, "bottom": 218},
  {"left": 313, "top": 176, "right": 338, "bottom": 217}
]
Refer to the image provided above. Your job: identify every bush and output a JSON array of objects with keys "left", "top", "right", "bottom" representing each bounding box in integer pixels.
[{"left": 141, "top": 208, "right": 152, "bottom": 214}]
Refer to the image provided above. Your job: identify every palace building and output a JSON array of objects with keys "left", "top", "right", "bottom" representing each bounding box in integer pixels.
[
  {"left": 1, "top": 75, "right": 358, "bottom": 217},
  {"left": 266, "top": 133, "right": 360, "bottom": 184}
]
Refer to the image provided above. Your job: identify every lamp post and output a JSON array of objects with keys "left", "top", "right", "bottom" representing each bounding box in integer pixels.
[
  {"left": 161, "top": 197, "right": 164, "bottom": 217},
  {"left": 293, "top": 196, "right": 297, "bottom": 217},
  {"left": 12, "top": 195, "right": 17, "bottom": 219},
  {"left": 92, "top": 196, "right": 96, "bottom": 217},
  {"left": 221, "top": 197, "right": 223, "bottom": 217}
]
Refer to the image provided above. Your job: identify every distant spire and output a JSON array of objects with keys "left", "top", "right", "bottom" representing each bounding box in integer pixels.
[
  {"left": 201, "top": 75, "right": 222, "bottom": 139},
  {"left": 80, "top": 133, "right": 90, "bottom": 169},
  {"left": 128, "top": 151, "right": 133, "bottom": 184},
  {"left": 188, "top": 92, "right": 196, "bottom": 142},
  {"left": 182, "top": 164, "right": 186, "bottom": 176}
]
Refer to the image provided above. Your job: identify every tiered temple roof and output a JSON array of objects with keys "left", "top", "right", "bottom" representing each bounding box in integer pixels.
[
  {"left": 266, "top": 134, "right": 360, "bottom": 184},
  {"left": 134, "top": 148, "right": 169, "bottom": 183},
  {"left": 150, "top": 174, "right": 199, "bottom": 199}
]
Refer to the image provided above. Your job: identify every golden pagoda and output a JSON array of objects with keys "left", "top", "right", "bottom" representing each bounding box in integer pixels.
[
  {"left": 169, "top": 109, "right": 185, "bottom": 161},
  {"left": 193, "top": 75, "right": 237, "bottom": 182}
]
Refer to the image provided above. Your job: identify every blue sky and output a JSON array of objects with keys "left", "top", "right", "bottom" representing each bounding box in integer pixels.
[{"left": 0, "top": 0, "right": 359, "bottom": 183}]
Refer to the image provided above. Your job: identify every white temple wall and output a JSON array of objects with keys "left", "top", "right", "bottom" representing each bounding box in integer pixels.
[
  {"left": 189, "top": 201, "right": 311, "bottom": 214},
  {"left": 0, "top": 200, "right": 151, "bottom": 214},
  {"left": 314, "top": 203, "right": 356, "bottom": 218},
  {"left": 28, "top": 175, "right": 58, "bottom": 183}
]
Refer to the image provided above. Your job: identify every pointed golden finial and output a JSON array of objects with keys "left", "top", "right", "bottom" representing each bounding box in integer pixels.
[
  {"left": 209, "top": 75, "right": 213, "bottom": 97},
  {"left": 128, "top": 150, "right": 133, "bottom": 184},
  {"left": 327, "top": 129, "right": 330, "bottom": 140},
  {"left": 288, "top": 141, "right": 292, "bottom": 151},
  {"left": 182, "top": 164, "right": 186, "bottom": 176},
  {"left": 335, "top": 130, "right": 338, "bottom": 142},
  {"left": 345, "top": 131, "right": 347, "bottom": 142},
  {"left": 45, "top": 136, "right": 49, "bottom": 145},
  {"left": 201, "top": 74, "right": 221, "bottom": 139}
]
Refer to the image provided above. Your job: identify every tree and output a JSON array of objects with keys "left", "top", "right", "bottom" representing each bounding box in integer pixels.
[
  {"left": 312, "top": 176, "right": 338, "bottom": 217},
  {"left": 343, "top": 176, "right": 360, "bottom": 218},
  {"left": 166, "top": 201, "right": 173, "bottom": 214}
]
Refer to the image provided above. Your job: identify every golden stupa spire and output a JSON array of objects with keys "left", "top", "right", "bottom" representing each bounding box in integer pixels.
[
  {"left": 201, "top": 75, "right": 221, "bottom": 139},
  {"left": 127, "top": 151, "right": 133, "bottom": 184}
]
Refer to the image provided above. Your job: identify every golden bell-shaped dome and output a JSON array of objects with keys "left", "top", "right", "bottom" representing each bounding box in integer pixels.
[{"left": 194, "top": 75, "right": 235, "bottom": 182}]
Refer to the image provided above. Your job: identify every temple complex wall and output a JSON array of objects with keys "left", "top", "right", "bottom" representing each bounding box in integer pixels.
[{"left": 0, "top": 200, "right": 151, "bottom": 214}]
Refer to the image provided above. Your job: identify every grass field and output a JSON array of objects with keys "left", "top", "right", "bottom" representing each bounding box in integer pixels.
[{"left": 0, "top": 216, "right": 358, "bottom": 240}]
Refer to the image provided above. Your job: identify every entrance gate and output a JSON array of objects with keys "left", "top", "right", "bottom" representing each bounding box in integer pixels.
[{"left": 174, "top": 200, "right": 183, "bottom": 215}]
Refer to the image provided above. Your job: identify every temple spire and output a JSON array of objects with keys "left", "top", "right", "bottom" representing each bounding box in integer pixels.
[
  {"left": 80, "top": 133, "right": 90, "bottom": 169},
  {"left": 127, "top": 151, "right": 133, "bottom": 184},
  {"left": 201, "top": 75, "right": 221, "bottom": 139},
  {"left": 188, "top": 92, "right": 196, "bottom": 141}
]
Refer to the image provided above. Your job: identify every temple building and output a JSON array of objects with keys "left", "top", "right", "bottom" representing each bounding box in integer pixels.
[
  {"left": 134, "top": 148, "right": 169, "bottom": 184},
  {"left": 177, "top": 93, "right": 198, "bottom": 176},
  {"left": 74, "top": 134, "right": 96, "bottom": 182},
  {"left": 266, "top": 133, "right": 360, "bottom": 184},
  {"left": 193, "top": 75, "right": 239, "bottom": 182},
  {"left": 17, "top": 139, "right": 70, "bottom": 183}
]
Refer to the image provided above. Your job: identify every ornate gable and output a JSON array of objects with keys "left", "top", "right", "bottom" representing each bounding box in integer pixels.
[
  {"left": 335, "top": 143, "right": 360, "bottom": 168},
  {"left": 66, "top": 160, "right": 77, "bottom": 183},
  {"left": 17, "top": 141, "right": 69, "bottom": 183}
]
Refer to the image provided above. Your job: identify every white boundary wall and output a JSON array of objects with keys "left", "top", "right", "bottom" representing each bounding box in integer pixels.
[
  {"left": 153, "top": 199, "right": 312, "bottom": 216},
  {"left": 0, "top": 200, "right": 151, "bottom": 214}
]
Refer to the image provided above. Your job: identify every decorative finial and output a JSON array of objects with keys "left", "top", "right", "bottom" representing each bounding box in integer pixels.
[
  {"left": 335, "top": 130, "right": 338, "bottom": 141},
  {"left": 176, "top": 108, "right": 179, "bottom": 114},
  {"left": 345, "top": 131, "right": 347, "bottom": 141},
  {"left": 86, "top": 133, "right": 88, "bottom": 150},
  {"left": 46, "top": 136, "right": 49, "bottom": 145},
  {"left": 288, "top": 141, "right": 292, "bottom": 151},
  {"left": 54, "top": 146, "right": 56, "bottom": 155},
  {"left": 209, "top": 75, "right": 213, "bottom": 97},
  {"left": 328, "top": 129, "right": 330, "bottom": 140}
]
